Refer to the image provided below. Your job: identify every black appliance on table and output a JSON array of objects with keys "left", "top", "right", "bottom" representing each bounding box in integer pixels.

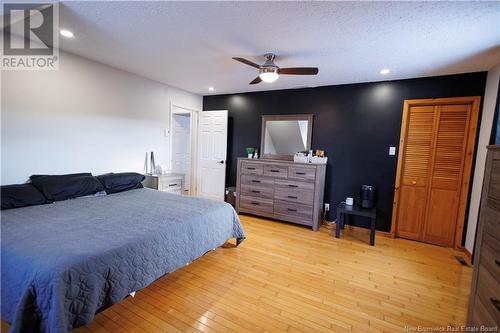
[{"left": 360, "top": 185, "right": 376, "bottom": 209}]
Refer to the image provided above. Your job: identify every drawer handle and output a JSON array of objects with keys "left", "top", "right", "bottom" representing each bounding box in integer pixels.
[
  {"left": 251, "top": 201, "right": 260, "bottom": 205},
  {"left": 288, "top": 184, "right": 298, "bottom": 188},
  {"left": 251, "top": 190, "right": 260, "bottom": 193},
  {"left": 246, "top": 167, "right": 256, "bottom": 170},
  {"left": 490, "top": 298, "right": 500, "bottom": 312},
  {"left": 287, "top": 208, "right": 297, "bottom": 212},
  {"left": 287, "top": 195, "right": 298, "bottom": 199},
  {"left": 270, "top": 169, "right": 280, "bottom": 173},
  {"left": 295, "top": 172, "right": 306, "bottom": 175},
  {"left": 495, "top": 259, "right": 500, "bottom": 267},
  {"left": 168, "top": 184, "right": 178, "bottom": 187},
  {"left": 251, "top": 180, "right": 261, "bottom": 183}
]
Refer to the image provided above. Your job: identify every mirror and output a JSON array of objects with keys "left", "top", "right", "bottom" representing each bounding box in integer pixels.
[{"left": 261, "top": 114, "right": 313, "bottom": 160}]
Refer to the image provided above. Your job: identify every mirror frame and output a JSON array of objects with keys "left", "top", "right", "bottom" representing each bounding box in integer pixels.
[{"left": 260, "top": 114, "right": 314, "bottom": 160}]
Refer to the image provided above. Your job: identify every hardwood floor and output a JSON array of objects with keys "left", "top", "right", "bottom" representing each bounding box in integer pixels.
[{"left": 4, "top": 214, "right": 472, "bottom": 332}]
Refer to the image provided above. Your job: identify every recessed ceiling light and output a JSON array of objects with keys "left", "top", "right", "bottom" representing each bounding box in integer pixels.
[
  {"left": 60, "top": 29, "right": 74, "bottom": 38},
  {"left": 208, "top": 87, "right": 215, "bottom": 92},
  {"left": 380, "top": 68, "right": 390, "bottom": 75}
]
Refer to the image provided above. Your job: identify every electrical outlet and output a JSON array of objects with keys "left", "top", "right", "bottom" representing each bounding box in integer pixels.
[{"left": 324, "top": 203, "right": 330, "bottom": 211}]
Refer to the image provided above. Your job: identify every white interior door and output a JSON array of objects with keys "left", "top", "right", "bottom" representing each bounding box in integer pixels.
[
  {"left": 171, "top": 113, "right": 191, "bottom": 191},
  {"left": 197, "top": 110, "right": 228, "bottom": 201}
]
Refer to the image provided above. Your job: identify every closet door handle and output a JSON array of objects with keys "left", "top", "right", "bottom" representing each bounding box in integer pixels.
[
  {"left": 287, "top": 195, "right": 298, "bottom": 199},
  {"left": 295, "top": 172, "right": 306, "bottom": 175},
  {"left": 490, "top": 298, "right": 500, "bottom": 312},
  {"left": 251, "top": 180, "right": 261, "bottom": 183},
  {"left": 288, "top": 184, "right": 299, "bottom": 188}
]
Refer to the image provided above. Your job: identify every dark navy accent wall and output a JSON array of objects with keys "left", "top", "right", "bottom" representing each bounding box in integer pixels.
[{"left": 203, "top": 72, "right": 487, "bottom": 233}]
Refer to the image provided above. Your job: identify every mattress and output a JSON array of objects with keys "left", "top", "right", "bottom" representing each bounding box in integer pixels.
[{"left": 1, "top": 188, "right": 245, "bottom": 332}]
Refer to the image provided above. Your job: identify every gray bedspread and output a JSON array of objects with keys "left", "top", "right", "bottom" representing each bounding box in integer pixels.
[{"left": 1, "top": 188, "right": 245, "bottom": 333}]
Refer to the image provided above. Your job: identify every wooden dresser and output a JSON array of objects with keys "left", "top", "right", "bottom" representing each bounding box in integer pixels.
[
  {"left": 467, "top": 145, "right": 500, "bottom": 327},
  {"left": 235, "top": 158, "right": 326, "bottom": 231}
]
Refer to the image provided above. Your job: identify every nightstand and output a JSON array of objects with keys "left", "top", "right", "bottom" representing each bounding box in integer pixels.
[
  {"left": 143, "top": 173, "right": 185, "bottom": 195},
  {"left": 333, "top": 203, "right": 377, "bottom": 246}
]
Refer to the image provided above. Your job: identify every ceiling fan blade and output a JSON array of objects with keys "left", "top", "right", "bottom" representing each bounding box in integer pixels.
[
  {"left": 232, "top": 57, "right": 261, "bottom": 69},
  {"left": 249, "top": 76, "right": 262, "bottom": 85},
  {"left": 278, "top": 67, "right": 319, "bottom": 75}
]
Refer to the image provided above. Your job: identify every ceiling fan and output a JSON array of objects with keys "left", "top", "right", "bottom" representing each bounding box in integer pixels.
[{"left": 232, "top": 53, "right": 319, "bottom": 85}]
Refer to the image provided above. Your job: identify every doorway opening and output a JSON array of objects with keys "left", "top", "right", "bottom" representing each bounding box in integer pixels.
[{"left": 170, "top": 104, "right": 198, "bottom": 195}]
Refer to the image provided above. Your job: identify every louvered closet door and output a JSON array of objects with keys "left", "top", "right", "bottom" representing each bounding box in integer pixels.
[
  {"left": 394, "top": 97, "right": 479, "bottom": 248},
  {"left": 423, "top": 104, "right": 471, "bottom": 246},
  {"left": 396, "top": 105, "right": 435, "bottom": 240}
]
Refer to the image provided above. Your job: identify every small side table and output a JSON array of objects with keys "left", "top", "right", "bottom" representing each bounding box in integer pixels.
[
  {"left": 333, "top": 203, "right": 377, "bottom": 246},
  {"left": 143, "top": 173, "right": 185, "bottom": 195}
]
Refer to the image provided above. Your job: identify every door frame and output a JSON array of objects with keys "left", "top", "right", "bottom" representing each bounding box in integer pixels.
[
  {"left": 391, "top": 96, "right": 481, "bottom": 249},
  {"left": 169, "top": 102, "right": 200, "bottom": 195}
]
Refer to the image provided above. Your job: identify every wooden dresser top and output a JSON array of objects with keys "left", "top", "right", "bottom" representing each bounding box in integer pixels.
[{"left": 237, "top": 157, "right": 326, "bottom": 168}]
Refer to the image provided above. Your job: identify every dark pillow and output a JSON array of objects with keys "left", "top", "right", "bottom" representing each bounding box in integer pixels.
[
  {"left": 30, "top": 174, "right": 104, "bottom": 201},
  {"left": 97, "top": 172, "right": 145, "bottom": 194},
  {"left": 1, "top": 183, "right": 50, "bottom": 210},
  {"left": 30, "top": 172, "right": 91, "bottom": 181}
]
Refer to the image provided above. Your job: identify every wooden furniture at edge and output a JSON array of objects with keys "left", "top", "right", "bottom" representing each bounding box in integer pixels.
[
  {"left": 392, "top": 96, "right": 480, "bottom": 248},
  {"left": 467, "top": 145, "right": 500, "bottom": 328},
  {"left": 236, "top": 158, "right": 326, "bottom": 231}
]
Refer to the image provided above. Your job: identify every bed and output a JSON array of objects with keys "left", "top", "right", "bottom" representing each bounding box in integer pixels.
[{"left": 1, "top": 188, "right": 245, "bottom": 333}]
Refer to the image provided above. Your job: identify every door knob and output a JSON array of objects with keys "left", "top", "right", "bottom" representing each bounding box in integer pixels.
[
  {"left": 412, "top": 180, "right": 417, "bottom": 185},
  {"left": 218, "top": 160, "right": 225, "bottom": 164}
]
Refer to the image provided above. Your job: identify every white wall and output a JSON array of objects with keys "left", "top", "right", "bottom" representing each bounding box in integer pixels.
[
  {"left": 1, "top": 51, "right": 202, "bottom": 185},
  {"left": 465, "top": 63, "right": 500, "bottom": 253}
]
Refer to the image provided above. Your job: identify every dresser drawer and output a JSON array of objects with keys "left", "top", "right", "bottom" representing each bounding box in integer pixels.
[
  {"left": 470, "top": 296, "right": 498, "bottom": 327},
  {"left": 488, "top": 159, "right": 500, "bottom": 202},
  {"left": 483, "top": 205, "right": 500, "bottom": 241},
  {"left": 475, "top": 265, "right": 500, "bottom": 325},
  {"left": 241, "top": 161, "right": 263, "bottom": 175},
  {"left": 160, "top": 182, "right": 182, "bottom": 191},
  {"left": 263, "top": 164, "right": 287, "bottom": 178},
  {"left": 288, "top": 166, "right": 316, "bottom": 181},
  {"left": 274, "top": 200, "right": 313, "bottom": 224},
  {"left": 480, "top": 233, "right": 500, "bottom": 283},
  {"left": 241, "top": 174, "right": 274, "bottom": 187},
  {"left": 239, "top": 195, "right": 273, "bottom": 214},
  {"left": 274, "top": 179, "right": 314, "bottom": 205},
  {"left": 240, "top": 175, "right": 274, "bottom": 200},
  {"left": 159, "top": 176, "right": 183, "bottom": 191}
]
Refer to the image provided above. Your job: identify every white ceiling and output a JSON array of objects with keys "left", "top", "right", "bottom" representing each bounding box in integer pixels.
[{"left": 54, "top": 1, "right": 500, "bottom": 95}]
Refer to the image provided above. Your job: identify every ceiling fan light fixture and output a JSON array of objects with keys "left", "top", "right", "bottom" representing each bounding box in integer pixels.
[
  {"left": 259, "top": 72, "right": 279, "bottom": 83},
  {"left": 233, "top": 53, "right": 318, "bottom": 85},
  {"left": 259, "top": 67, "right": 279, "bottom": 83}
]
